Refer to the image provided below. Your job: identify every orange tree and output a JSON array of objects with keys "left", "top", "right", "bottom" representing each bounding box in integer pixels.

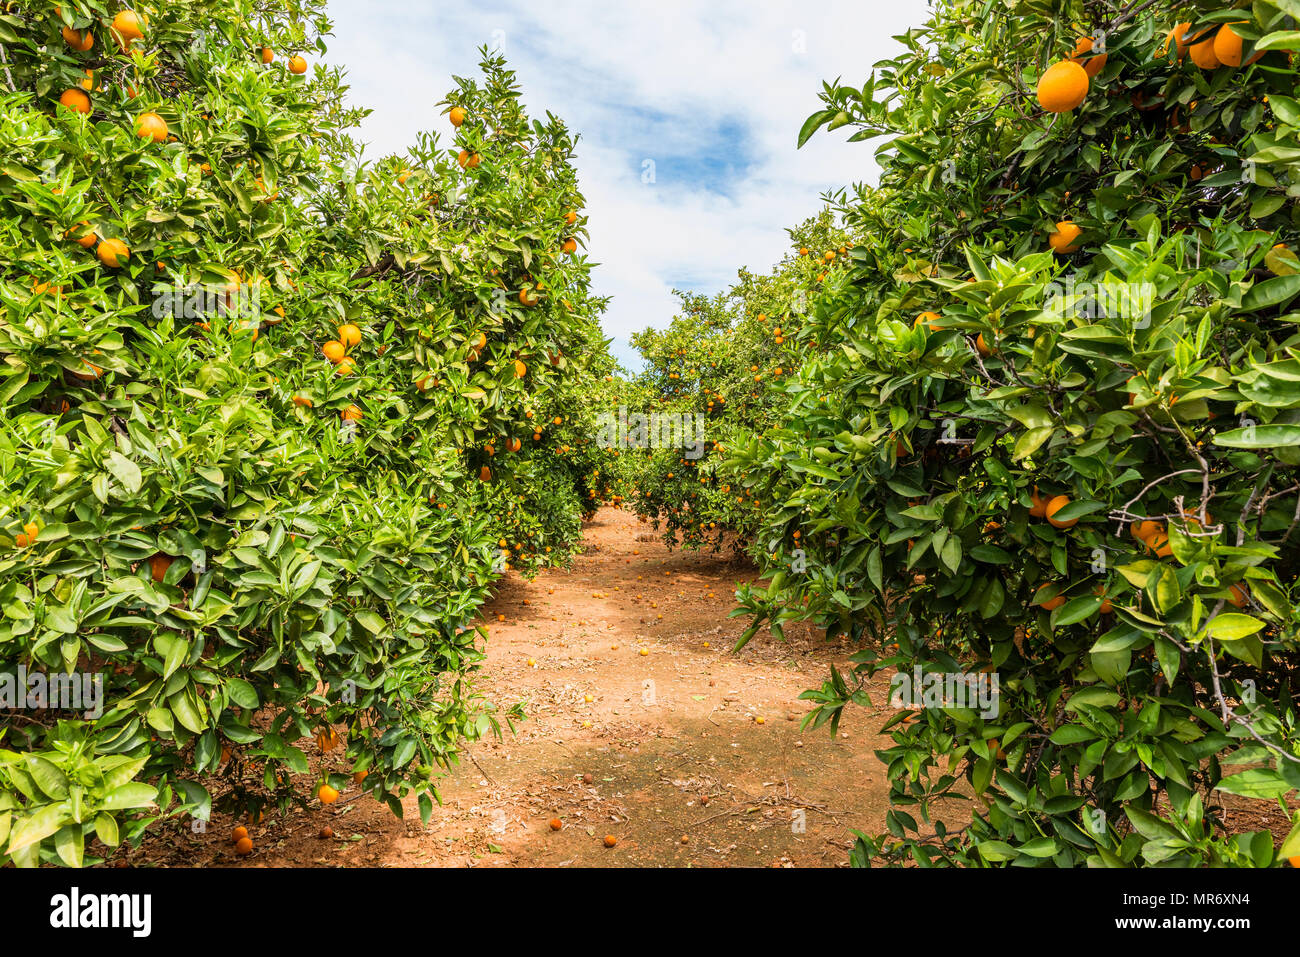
[
  {"left": 727, "top": 0, "right": 1300, "bottom": 865},
  {"left": 624, "top": 211, "right": 854, "bottom": 550},
  {"left": 0, "top": 2, "right": 610, "bottom": 865}
]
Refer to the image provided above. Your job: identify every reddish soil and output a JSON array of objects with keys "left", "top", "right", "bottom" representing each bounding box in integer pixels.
[{"left": 130, "top": 507, "right": 897, "bottom": 868}]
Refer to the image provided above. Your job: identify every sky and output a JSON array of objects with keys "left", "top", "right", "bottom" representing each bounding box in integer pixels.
[{"left": 323, "top": 0, "right": 933, "bottom": 369}]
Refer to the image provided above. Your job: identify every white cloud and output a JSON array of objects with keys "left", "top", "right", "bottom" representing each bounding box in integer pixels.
[{"left": 323, "top": 0, "right": 932, "bottom": 367}]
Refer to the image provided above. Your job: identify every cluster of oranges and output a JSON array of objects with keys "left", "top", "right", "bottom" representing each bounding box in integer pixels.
[
  {"left": 321, "top": 323, "right": 363, "bottom": 376},
  {"left": 1036, "top": 20, "right": 1268, "bottom": 135}
]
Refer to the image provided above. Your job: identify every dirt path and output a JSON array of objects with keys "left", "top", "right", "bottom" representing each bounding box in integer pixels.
[{"left": 137, "top": 507, "right": 897, "bottom": 868}]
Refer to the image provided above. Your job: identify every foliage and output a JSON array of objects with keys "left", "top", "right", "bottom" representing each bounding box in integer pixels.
[
  {"left": 722, "top": 0, "right": 1300, "bottom": 866},
  {"left": 0, "top": 0, "right": 610, "bottom": 865}
]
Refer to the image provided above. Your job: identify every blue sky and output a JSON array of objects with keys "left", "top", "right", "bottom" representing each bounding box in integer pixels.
[{"left": 323, "top": 0, "right": 932, "bottom": 368}]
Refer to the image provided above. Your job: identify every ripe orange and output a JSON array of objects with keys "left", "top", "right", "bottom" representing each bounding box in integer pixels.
[
  {"left": 231, "top": 826, "right": 249, "bottom": 842},
  {"left": 292, "top": 395, "right": 313, "bottom": 408},
  {"left": 63, "top": 25, "right": 95, "bottom": 51},
  {"left": 1189, "top": 32, "right": 1221, "bottom": 69},
  {"left": 1130, "top": 520, "right": 1164, "bottom": 543},
  {"left": 1164, "top": 22, "right": 1194, "bottom": 60},
  {"left": 1226, "top": 583, "right": 1248, "bottom": 608},
  {"left": 603, "top": 835, "right": 618, "bottom": 848},
  {"left": 111, "top": 10, "right": 145, "bottom": 42},
  {"left": 1145, "top": 531, "right": 1174, "bottom": 558},
  {"left": 1045, "top": 495, "right": 1076, "bottom": 528},
  {"left": 1034, "top": 584, "right": 1066, "bottom": 611},
  {"left": 457, "top": 150, "right": 481, "bottom": 169},
  {"left": 338, "top": 324, "right": 362, "bottom": 348},
  {"left": 564, "top": 210, "right": 578, "bottom": 225},
  {"left": 1212, "top": 23, "right": 1261, "bottom": 67},
  {"left": 518, "top": 288, "right": 538, "bottom": 306},
  {"left": 549, "top": 818, "right": 562, "bottom": 831},
  {"left": 261, "top": 47, "right": 274, "bottom": 64},
  {"left": 67, "top": 222, "right": 97, "bottom": 247},
  {"left": 334, "top": 358, "right": 356, "bottom": 376},
  {"left": 914, "top": 311, "right": 941, "bottom": 332},
  {"left": 317, "top": 783, "right": 339, "bottom": 804},
  {"left": 975, "top": 332, "right": 993, "bottom": 357},
  {"left": 1036, "top": 60, "right": 1089, "bottom": 113},
  {"left": 288, "top": 55, "right": 307, "bottom": 74},
  {"left": 479, "top": 465, "right": 492, "bottom": 482},
  {"left": 449, "top": 106, "right": 466, "bottom": 126},
  {"left": 148, "top": 553, "right": 172, "bottom": 583},
  {"left": 353, "top": 769, "right": 369, "bottom": 785},
  {"left": 319, "top": 826, "right": 334, "bottom": 839},
  {"left": 234, "top": 836, "right": 253, "bottom": 856},
  {"left": 1049, "top": 220, "right": 1082, "bottom": 254},
  {"left": 1071, "top": 36, "right": 1108, "bottom": 78},
  {"left": 513, "top": 359, "right": 527, "bottom": 378},
  {"left": 562, "top": 238, "right": 578, "bottom": 255},
  {"left": 59, "top": 88, "right": 91, "bottom": 113},
  {"left": 134, "top": 111, "right": 168, "bottom": 143},
  {"left": 1029, "top": 486, "right": 1049, "bottom": 518},
  {"left": 341, "top": 404, "right": 363, "bottom": 421},
  {"left": 322, "top": 340, "right": 347, "bottom": 363},
  {"left": 97, "top": 238, "right": 130, "bottom": 268},
  {"left": 1093, "top": 587, "right": 1113, "bottom": 615}
]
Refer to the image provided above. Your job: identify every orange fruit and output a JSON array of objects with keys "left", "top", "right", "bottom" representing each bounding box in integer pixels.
[
  {"left": 292, "top": 395, "right": 313, "bottom": 408},
  {"left": 1071, "top": 36, "right": 1108, "bottom": 78},
  {"left": 234, "top": 836, "right": 253, "bottom": 856},
  {"left": 1189, "top": 32, "right": 1221, "bottom": 69},
  {"left": 1036, "top": 60, "right": 1089, "bottom": 113},
  {"left": 134, "top": 111, "right": 168, "bottom": 143},
  {"left": 549, "top": 818, "right": 562, "bottom": 831},
  {"left": 341, "top": 404, "right": 363, "bottom": 421},
  {"left": 62, "top": 25, "right": 95, "bottom": 51},
  {"left": 337, "top": 324, "right": 362, "bottom": 348},
  {"left": 1029, "top": 487, "right": 1049, "bottom": 518},
  {"left": 288, "top": 55, "right": 307, "bottom": 74},
  {"left": 914, "top": 311, "right": 941, "bottom": 331},
  {"left": 1146, "top": 531, "right": 1174, "bottom": 558},
  {"left": 1226, "top": 583, "right": 1248, "bottom": 608},
  {"left": 562, "top": 237, "right": 578, "bottom": 255},
  {"left": 261, "top": 47, "right": 274, "bottom": 64},
  {"left": 1034, "top": 584, "right": 1066, "bottom": 611},
  {"left": 59, "top": 88, "right": 91, "bottom": 113},
  {"left": 231, "top": 826, "right": 249, "bottom": 842},
  {"left": 334, "top": 358, "right": 356, "bottom": 376},
  {"left": 518, "top": 288, "right": 538, "bottom": 306},
  {"left": 564, "top": 210, "right": 578, "bottom": 225},
  {"left": 322, "top": 340, "right": 347, "bottom": 363},
  {"left": 1213, "top": 23, "right": 1261, "bottom": 67},
  {"left": 148, "top": 553, "right": 172, "bottom": 583},
  {"left": 66, "top": 222, "right": 97, "bottom": 247},
  {"left": 975, "top": 332, "right": 993, "bottom": 357},
  {"left": 1164, "top": 23, "right": 1194, "bottom": 59},
  {"left": 317, "top": 783, "right": 339, "bottom": 804},
  {"left": 1050, "top": 220, "right": 1082, "bottom": 254},
  {"left": 479, "top": 465, "right": 492, "bottom": 482},
  {"left": 97, "top": 238, "right": 129, "bottom": 268},
  {"left": 513, "top": 359, "right": 527, "bottom": 378},
  {"left": 449, "top": 106, "right": 466, "bottom": 126},
  {"left": 603, "top": 835, "right": 618, "bottom": 848},
  {"left": 111, "top": 10, "right": 145, "bottom": 42},
  {"left": 1130, "top": 520, "right": 1164, "bottom": 543},
  {"left": 1092, "top": 587, "right": 1113, "bottom": 615},
  {"left": 319, "top": 826, "right": 334, "bottom": 839},
  {"left": 1045, "top": 495, "right": 1076, "bottom": 529},
  {"left": 353, "top": 769, "right": 369, "bottom": 785},
  {"left": 457, "top": 150, "right": 481, "bottom": 169}
]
